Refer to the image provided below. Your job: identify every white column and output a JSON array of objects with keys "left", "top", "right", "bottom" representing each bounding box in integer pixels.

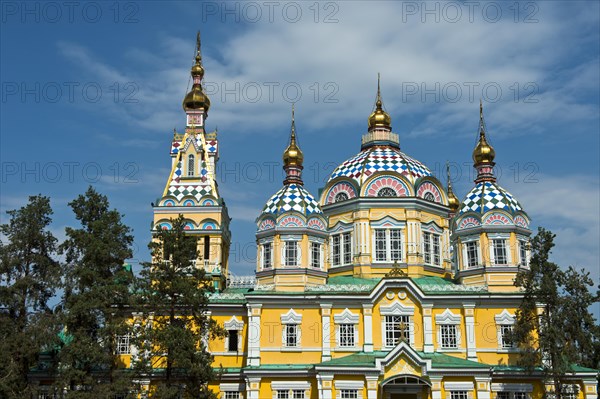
[
  {"left": 475, "top": 377, "right": 491, "bottom": 399},
  {"left": 464, "top": 303, "right": 477, "bottom": 361},
  {"left": 431, "top": 377, "right": 443, "bottom": 399},
  {"left": 366, "top": 375, "right": 379, "bottom": 399},
  {"left": 246, "top": 377, "right": 261, "bottom": 399},
  {"left": 321, "top": 303, "right": 332, "bottom": 361},
  {"left": 318, "top": 374, "right": 334, "bottom": 399},
  {"left": 423, "top": 304, "right": 434, "bottom": 353},
  {"left": 248, "top": 304, "right": 262, "bottom": 366},
  {"left": 363, "top": 304, "right": 374, "bottom": 352}
]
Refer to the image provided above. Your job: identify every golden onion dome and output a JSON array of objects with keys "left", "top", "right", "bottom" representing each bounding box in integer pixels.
[
  {"left": 283, "top": 106, "right": 304, "bottom": 167},
  {"left": 446, "top": 163, "right": 460, "bottom": 212},
  {"left": 472, "top": 130, "right": 495, "bottom": 165},
  {"left": 183, "top": 83, "right": 210, "bottom": 111},
  {"left": 368, "top": 74, "right": 391, "bottom": 130}
]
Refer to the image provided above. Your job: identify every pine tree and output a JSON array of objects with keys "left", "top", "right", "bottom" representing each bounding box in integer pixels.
[
  {"left": 56, "top": 187, "right": 134, "bottom": 397},
  {"left": 0, "top": 195, "right": 60, "bottom": 398},
  {"left": 132, "top": 215, "right": 223, "bottom": 399},
  {"left": 512, "top": 227, "right": 600, "bottom": 399}
]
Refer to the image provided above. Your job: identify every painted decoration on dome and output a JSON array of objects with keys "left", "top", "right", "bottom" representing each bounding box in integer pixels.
[
  {"left": 157, "top": 222, "right": 172, "bottom": 230},
  {"left": 202, "top": 198, "right": 215, "bottom": 206},
  {"left": 258, "top": 219, "right": 276, "bottom": 231},
  {"left": 483, "top": 213, "right": 513, "bottom": 226},
  {"left": 307, "top": 218, "right": 326, "bottom": 231},
  {"left": 458, "top": 216, "right": 480, "bottom": 230},
  {"left": 202, "top": 221, "right": 217, "bottom": 230},
  {"left": 416, "top": 182, "right": 442, "bottom": 204},
  {"left": 162, "top": 199, "right": 175, "bottom": 207},
  {"left": 514, "top": 215, "right": 529, "bottom": 228},
  {"left": 184, "top": 222, "right": 195, "bottom": 230},
  {"left": 326, "top": 182, "right": 357, "bottom": 204},
  {"left": 183, "top": 199, "right": 195, "bottom": 207},
  {"left": 279, "top": 215, "right": 305, "bottom": 228},
  {"left": 364, "top": 176, "right": 409, "bottom": 197}
]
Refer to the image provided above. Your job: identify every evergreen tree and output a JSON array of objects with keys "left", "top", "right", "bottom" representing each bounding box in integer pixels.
[
  {"left": 132, "top": 215, "right": 223, "bottom": 399},
  {"left": 0, "top": 195, "right": 60, "bottom": 398},
  {"left": 512, "top": 227, "right": 600, "bottom": 399},
  {"left": 56, "top": 187, "right": 134, "bottom": 397}
]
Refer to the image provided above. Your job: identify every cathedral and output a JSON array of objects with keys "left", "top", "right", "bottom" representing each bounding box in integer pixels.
[{"left": 144, "top": 36, "right": 598, "bottom": 399}]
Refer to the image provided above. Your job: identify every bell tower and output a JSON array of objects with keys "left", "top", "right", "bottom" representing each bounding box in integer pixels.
[{"left": 152, "top": 32, "right": 231, "bottom": 291}]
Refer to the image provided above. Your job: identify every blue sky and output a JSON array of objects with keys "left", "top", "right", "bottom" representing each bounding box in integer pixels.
[{"left": 1, "top": 2, "right": 599, "bottom": 302}]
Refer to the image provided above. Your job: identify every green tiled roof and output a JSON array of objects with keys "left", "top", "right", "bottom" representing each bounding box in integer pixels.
[
  {"left": 209, "top": 288, "right": 250, "bottom": 303},
  {"left": 317, "top": 350, "right": 491, "bottom": 369},
  {"left": 244, "top": 364, "right": 313, "bottom": 371},
  {"left": 412, "top": 276, "right": 488, "bottom": 294}
]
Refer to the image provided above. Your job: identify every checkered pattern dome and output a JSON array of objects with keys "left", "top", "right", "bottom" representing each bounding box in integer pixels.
[
  {"left": 262, "top": 184, "right": 323, "bottom": 216},
  {"left": 327, "top": 147, "right": 432, "bottom": 186},
  {"left": 459, "top": 181, "right": 523, "bottom": 215}
]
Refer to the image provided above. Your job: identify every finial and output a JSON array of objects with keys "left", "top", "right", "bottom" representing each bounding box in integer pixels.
[
  {"left": 368, "top": 73, "right": 392, "bottom": 130},
  {"left": 291, "top": 103, "right": 296, "bottom": 139},
  {"left": 472, "top": 102, "right": 496, "bottom": 179},
  {"left": 195, "top": 31, "right": 201, "bottom": 61},
  {"left": 446, "top": 161, "right": 460, "bottom": 212}
]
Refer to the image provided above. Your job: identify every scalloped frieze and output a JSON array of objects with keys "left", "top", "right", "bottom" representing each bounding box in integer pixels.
[
  {"left": 417, "top": 181, "right": 442, "bottom": 204},
  {"left": 365, "top": 176, "right": 409, "bottom": 197}
]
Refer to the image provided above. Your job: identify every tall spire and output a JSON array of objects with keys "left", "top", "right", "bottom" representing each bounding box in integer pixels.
[
  {"left": 183, "top": 31, "right": 210, "bottom": 112},
  {"left": 446, "top": 162, "right": 460, "bottom": 212},
  {"left": 472, "top": 101, "right": 496, "bottom": 182},
  {"left": 283, "top": 104, "right": 304, "bottom": 185},
  {"left": 368, "top": 73, "right": 392, "bottom": 131}
]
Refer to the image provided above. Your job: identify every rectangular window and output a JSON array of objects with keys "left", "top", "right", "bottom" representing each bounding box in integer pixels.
[
  {"left": 493, "top": 239, "right": 508, "bottom": 265},
  {"left": 285, "top": 324, "right": 298, "bottom": 347},
  {"left": 224, "top": 393, "right": 240, "bottom": 399},
  {"left": 332, "top": 233, "right": 352, "bottom": 266},
  {"left": 292, "top": 391, "right": 305, "bottom": 399},
  {"left": 38, "top": 393, "right": 56, "bottom": 399},
  {"left": 227, "top": 330, "right": 239, "bottom": 352},
  {"left": 385, "top": 315, "right": 410, "bottom": 346},
  {"left": 497, "top": 393, "right": 510, "bottom": 399},
  {"left": 340, "top": 390, "right": 358, "bottom": 399},
  {"left": 343, "top": 233, "right": 352, "bottom": 264},
  {"left": 285, "top": 241, "right": 298, "bottom": 266},
  {"left": 519, "top": 240, "right": 528, "bottom": 267},
  {"left": 423, "top": 232, "right": 431, "bottom": 264},
  {"left": 450, "top": 391, "right": 469, "bottom": 399},
  {"left": 332, "top": 235, "right": 341, "bottom": 266},
  {"left": 116, "top": 334, "right": 130, "bottom": 355},
  {"left": 499, "top": 324, "right": 514, "bottom": 349},
  {"left": 466, "top": 241, "right": 479, "bottom": 268},
  {"left": 375, "top": 230, "right": 387, "bottom": 262},
  {"left": 277, "top": 391, "right": 290, "bottom": 399},
  {"left": 514, "top": 393, "right": 528, "bottom": 399},
  {"left": 338, "top": 324, "right": 355, "bottom": 347},
  {"left": 423, "top": 232, "right": 441, "bottom": 266},
  {"left": 440, "top": 324, "right": 458, "bottom": 349},
  {"left": 390, "top": 229, "right": 402, "bottom": 261},
  {"left": 263, "top": 242, "right": 272, "bottom": 269},
  {"left": 310, "top": 242, "right": 321, "bottom": 268}
]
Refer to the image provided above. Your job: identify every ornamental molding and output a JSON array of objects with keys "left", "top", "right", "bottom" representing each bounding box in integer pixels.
[
  {"left": 380, "top": 300, "right": 415, "bottom": 316},
  {"left": 281, "top": 309, "right": 302, "bottom": 324},
  {"left": 417, "top": 283, "right": 487, "bottom": 293},
  {"left": 305, "top": 284, "right": 373, "bottom": 292},
  {"left": 494, "top": 309, "right": 515, "bottom": 325},
  {"left": 444, "top": 382, "right": 475, "bottom": 391},
  {"left": 491, "top": 383, "right": 533, "bottom": 392},
  {"left": 224, "top": 316, "right": 244, "bottom": 330},
  {"left": 333, "top": 308, "right": 360, "bottom": 324},
  {"left": 435, "top": 309, "right": 461, "bottom": 324}
]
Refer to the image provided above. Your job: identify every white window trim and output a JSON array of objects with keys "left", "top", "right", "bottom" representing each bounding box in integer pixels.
[
  {"left": 372, "top": 227, "right": 405, "bottom": 263},
  {"left": 445, "top": 382, "right": 475, "bottom": 390},
  {"left": 495, "top": 310, "right": 516, "bottom": 350},
  {"left": 281, "top": 240, "right": 301, "bottom": 267},
  {"left": 435, "top": 309, "right": 462, "bottom": 350},
  {"left": 281, "top": 309, "right": 302, "bottom": 348},
  {"left": 422, "top": 230, "right": 442, "bottom": 267},
  {"left": 334, "top": 308, "right": 360, "bottom": 349},
  {"left": 310, "top": 241, "right": 323, "bottom": 269},
  {"left": 489, "top": 233, "right": 511, "bottom": 266},
  {"left": 271, "top": 381, "right": 310, "bottom": 399},
  {"left": 461, "top": 236, "right": 482, "bottom": 269},
  {"left": 335, "top": 381, "right": 364, "bottom": 399},
  {"left": 380, "top": 300, "right": 415, "bottom": 347},
  {"left": 260, "top": 240, "right": 273, "bottom": 270},
  {"left": 224, "top": 316, "right": 244, "bottom": 353},
  {"left": 516, "top": 236, "right": 530, "bottom": 267}
]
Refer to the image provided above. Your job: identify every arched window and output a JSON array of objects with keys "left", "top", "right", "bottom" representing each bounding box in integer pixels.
[
  {"left": 188, "top": 154, "right": 195, "bottom": 176},
  {"left": 377, "top": 187, "right": 397, "bottom": 197},
  {"left": 335, "top": 192, "right": 349, "bottom": 202}
]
